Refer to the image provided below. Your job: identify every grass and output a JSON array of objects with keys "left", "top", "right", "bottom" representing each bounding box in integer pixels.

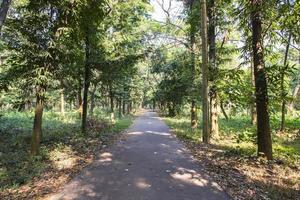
[
  {"left": 162, "top": 114, "right": 300, "bottom": 200},
  {"left": 0, "top": 110, "right": 134, "bottom": 199},
  {"left": 163, "top": 115, "right": 300, "bottom": 163}
]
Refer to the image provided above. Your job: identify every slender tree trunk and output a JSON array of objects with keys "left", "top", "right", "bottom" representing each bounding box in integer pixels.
[
  {"left": 122, "top": 99, "right": 126, "bottom": 116},
  {"left": 81, "top": 33, "right": 91, "bottom": 134},
  {"left": 200, "top": 0, "right": 210, "bottom": 143},
  {"left": 189, "top": 0, "right": 197, "bottom": 129},
  {"left": 190, "top": 44, "right": 197, "bottom": 128},
  {"left": 191, "top": 100, "right": 197, "bottom": 128},
  {"left": 31, "top": 87, "right": 45, "bottom": 156},
  {"left": 119, "top": 99, "right": 122, "bottom": 118},
  {"left": 289, "top": 81, "right": 300, "bottom": 114},
  {"left": 208, "top": 0, "right": 218, "bottom": 138},
  {"left": 280, "top": 34, "right": 292, "bottom": 132},
  {"left": 0, "top": 0, "right": 11, "bottom": 32},
  {"left": 128, "top": 101, "right": 132, "bottom": 113},
  {"left": 60, "top": 89, "right": 65, "bottom": 117},
  {"left": 220, "top": 101, "right": 229, "bottom": 120},
  {"left": 90, "top": 83, "right": 97, "bottom": 117},
  {"left": 109, "top": 84, "right": 114, "bottom": 113},
  {"left": 78, "top": 87, "right": 83, "bottom": 118},
  {"left": 251, "top": 0, "right": 272, "bottom": 160},
  {"left": 250, "top": 61, "right": 257, "bottom": 124}
]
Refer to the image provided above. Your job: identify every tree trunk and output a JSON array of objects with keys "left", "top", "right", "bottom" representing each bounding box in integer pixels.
[
  {"left": 0, "top": 0, "right": 11, "bottom": 32},
  {"left": 108, "top": 84, "right": 114, "bottom": 113},
  {"left": 119, "top": 99, "right": 122, "bottom": 118},
  {"left": 189, "top": 1, "right": 197, "bottom": 129},
  {"left": 60, "top": 89, "right": 65, "bottom": 117},
  {"left": 280, "top": 34, "right": 292, "bottom": 132},
  {"left": 78, "top": 87, "right": 83, "bottom": 118},
  {"left": 122, "top": 99, "right": 126, "bottom": 116},
  {"left": 220, "top": 101, "right": 229, "bottom": 120},
  {"left": 208, "top": 0, "right": 218, "bottom": 138},
  {"left": 31, "top": 87, "right": 45, "bottom": 156},
  {"left": 191, "top": 100, "right": 197, "bottom": 128},
  {"left": 250, "top": 61, "right": 257, "bottom": 124},
  {"left": 251, "top": 0, "right": 272, "bottom": 160},
  {"left": 81, "top": 33, "right": 91, "bottom": 134},
  {"left": 200, "top": 0, "right": 210, "bottom": 143},
  {"left": 210, "top": 88, "right": 219, "bottom": 137},
  {"left": 90, "top": 83, "right": 97, "bottom": 117},
  {"left": 128, "top": 101, "right": 132, "bottom": 114},
  {"left": 289, "top": 81, "right": 300, "bottom": 113}
]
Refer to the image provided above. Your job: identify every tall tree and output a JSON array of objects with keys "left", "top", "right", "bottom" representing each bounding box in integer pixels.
[
  {"left": 208, "top": 0, "right": 218, "bottom": 137},
  {"left": 188, "top": 0, "right": 197, "bottom": 128},
  {"left": 250, "top": 0, "right": 272, "bottom": 159},
  {"left": 200, "top": 0, "right": 210, "bottom": 143}
]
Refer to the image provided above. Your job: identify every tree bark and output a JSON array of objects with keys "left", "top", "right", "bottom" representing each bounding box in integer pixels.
[
  {"left": 280, "top": 34, "right": 292, "bottom": 132},
  {"left": 220, "top": 101, "right": 229, "bottom": 120},
  {"left": 189, "top": 1, "right": 197, "bottom": 129},
  {"left": 81, "top": 33, "right": 91, "bottom": 134},
  {"left": 251, "top": 0, "right": 273, "bottom": 160},
  {"left": 109, "top": 83, "right": 114, "bottom": 113},
  {"left": 250, "top": 61, "right": 257, "bottom": 124},
  {"left": 122, "top": 99, "right": 126, "bottom": 116},
  {"left": 90, "top": 83, "right": 97, "bottom": 117},
  {"left": 78, "top": 86, "right": 83, "bottom": 118},
  {"left": 289, "top": 81, "right": 300, "bottom": 114},
  {"left": 208, "top": 0, "right": 218, "bottom": 138},
  {"left": 60, "top": 89, "right": 65, "bottom": 117},
  {"left": 119, "top": 99, "right": 122, "bottom": 118},
  {"left": 0, "top": 0, "right": 12, "bottom": 32},
  {"left": 31, "top": 86, "right": 45, "bottom": 156},
  {"left": 200, "top": 0, "right": 210, "bottom": 143}
]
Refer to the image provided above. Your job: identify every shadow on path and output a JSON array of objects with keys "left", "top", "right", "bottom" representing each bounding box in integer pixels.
[{"left": 47, "top": 111, "right": 231, "bottom": 200}]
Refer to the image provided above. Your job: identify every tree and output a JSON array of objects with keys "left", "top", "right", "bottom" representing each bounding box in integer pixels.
[
  {"left": 250, "top": 0, "right": 272, "bottom": 160},
  {"left": 200, "top": 0, "right": 210, "bottom": 143},
  {"left": 208, "top": 0, "right": 218, "bottom": 137}
]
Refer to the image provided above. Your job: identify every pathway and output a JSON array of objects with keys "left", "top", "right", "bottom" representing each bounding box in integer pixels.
[{"left": 48, "top": 111, "right": 230, "bottom": 200}]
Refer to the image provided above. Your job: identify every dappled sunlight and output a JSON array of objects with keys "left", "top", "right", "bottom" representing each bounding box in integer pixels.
[
  {"left": 98, "top": 152, "right": 113, "bottom": 163},
  {"left": 170, "top": 167, "right": 209, "bottom": 187},
  {"left": 135, "top": 178, "right": 152, "bottom": 189},
  {"left": 145, "top": 131, "right": 171, "bottom": 136},
  {"left": 49, "top": 147, "right": 79, "bottom": 170},
  {"left": 160, "top": 143, "right": 170, "bottom": 148},
  {"left": 164, "top": 158, "right": 173, "bottom": 164},
  {"left": 127, "top": 131, "right": 143, "bottom": 135}
]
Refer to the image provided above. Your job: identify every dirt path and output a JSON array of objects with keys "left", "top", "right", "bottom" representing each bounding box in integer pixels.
[{"left": 47, "top": 111, "right": 230, "bottom": 200}]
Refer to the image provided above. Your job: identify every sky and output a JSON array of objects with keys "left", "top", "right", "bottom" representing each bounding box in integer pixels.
[{"left": 150, "top": 0, "right": 183, "bottom": 22}]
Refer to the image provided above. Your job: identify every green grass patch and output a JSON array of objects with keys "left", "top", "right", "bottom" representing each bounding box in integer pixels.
[
  {"left": 113, "top": 115, "right": 134, "bottom": 133},
  {"left": 0, "top": 110, "right": 134, "bottom": 192},
  {"left": 163, "top": 115, "right": 300, "bottom": 164}
]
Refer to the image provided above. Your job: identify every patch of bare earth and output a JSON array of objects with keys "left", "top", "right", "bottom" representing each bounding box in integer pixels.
[{"left": 177, "top": 140, "right": 299, "bottom": 200}]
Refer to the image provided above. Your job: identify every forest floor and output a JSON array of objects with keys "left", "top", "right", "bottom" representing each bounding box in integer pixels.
[
  {"left": 0, "top": 110, "right": 134, "bottom": 200},
  {"left": 163, "top": 116, "right": 300, "bottom": 200}
]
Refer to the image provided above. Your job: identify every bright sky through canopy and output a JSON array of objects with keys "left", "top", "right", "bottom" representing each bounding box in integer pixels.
[{"left": 150, "top": 0, "right": 183, "bottom": 21}]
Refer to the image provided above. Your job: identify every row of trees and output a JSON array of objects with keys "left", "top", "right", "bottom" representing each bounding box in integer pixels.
[
  {"left": 150, "top": 0, "right": 299, "bottom": 160},
  {"left": 0, "top": 0, "right": 150, "bottom": 155}
]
